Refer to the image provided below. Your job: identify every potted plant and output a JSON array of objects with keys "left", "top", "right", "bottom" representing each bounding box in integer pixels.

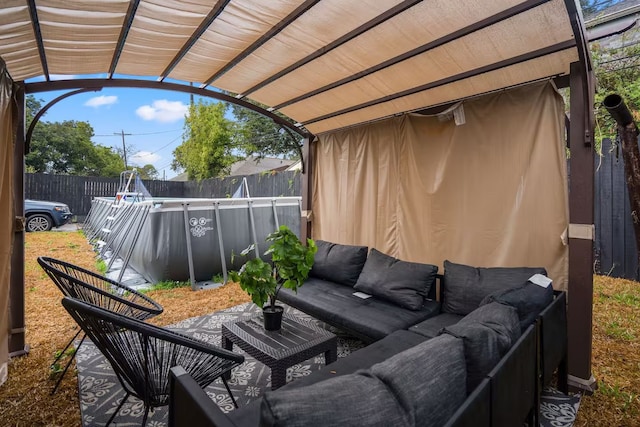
[{"left": 230, "top": 225, "right": 317, "bottom": 331}]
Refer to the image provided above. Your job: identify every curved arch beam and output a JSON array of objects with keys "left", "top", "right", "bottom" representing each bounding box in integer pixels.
[
  {"left": 25, "top": 87, "right": 102, "bottom": 153},
  {"left": 25, "top": 79, "right": 312, "bottom": 139}
]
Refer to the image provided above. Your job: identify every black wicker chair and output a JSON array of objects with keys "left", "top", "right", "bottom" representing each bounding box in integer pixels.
[
  {"left": 37, "top": 256, "right": 164, "bottom": 394},
  {"left": 61, "top": 296, "right": 245, "bottom": 426}
]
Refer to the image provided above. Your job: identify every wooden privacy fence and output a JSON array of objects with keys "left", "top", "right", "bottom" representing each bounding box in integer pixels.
[
  {"left": 25, "top": 170, "right": 301, "bottom": 220},
  {"left": 27, "top": 156, "right": 638, "bottom": 282},
  {"left": 594, "top": 138, "right": 639, "bottom": 281}
]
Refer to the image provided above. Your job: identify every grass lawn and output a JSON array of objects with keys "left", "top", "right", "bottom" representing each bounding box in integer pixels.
[{"left": 0, "top": 230, "right": 637, "bottom": 426}]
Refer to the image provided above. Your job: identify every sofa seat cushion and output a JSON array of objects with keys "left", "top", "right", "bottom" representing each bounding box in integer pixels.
[
  {"left": 282, "top": 330, "right": 430, "bottom": 390},
  {"left": 278, "top": 277, "right": 441, "bottom": 342},
  {"left": 480, "top": 276, "right": 554, "bottom": 331},
  {"left": 353, "top": 249, "right": 438, "bottom": 310},
  {"left": 443, "top": 260, "right": 547, "bottom": 316},
  {"left": 259, "top": 334, "right": 466, "bottom": 427},
  {"left": 409, "top": 313, "right": 464, "bottom": 339},
  {"left": 309, "top": 240, "right": 368, "bottom": 287}
]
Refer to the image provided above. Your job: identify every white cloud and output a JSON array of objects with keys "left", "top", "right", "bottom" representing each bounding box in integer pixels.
[
  {"left": 136, "top": 100, "right": 188, "bottom": 123},
  {"left": 129, "top": 151, "right": 161, "bottom": 166},
  {"left": 84, "top": 95, "right": 118, "bottom": 108}
]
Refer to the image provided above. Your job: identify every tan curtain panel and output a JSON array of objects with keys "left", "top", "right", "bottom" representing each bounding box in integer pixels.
[
  {"left": 0, "top": 59, "right": 15, "bottom": 386},
  {"left": 312, "top": 81, "right": 568, "bottom": 289}
]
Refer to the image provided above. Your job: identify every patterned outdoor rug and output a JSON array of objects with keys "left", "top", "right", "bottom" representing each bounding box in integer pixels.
[
  {"left": 539, "top": 386, "right": 582, "bottom": 427},
  {"left": 75, "top": 303, "right": 364, "bottom": 426},
  {"left": 75, "top": 303, "right": 581, "bottom": 426}
]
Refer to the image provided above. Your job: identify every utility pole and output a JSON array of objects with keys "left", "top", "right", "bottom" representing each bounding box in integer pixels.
[{"left": 115, "top": 130, "right": 131, "bottom": 169}]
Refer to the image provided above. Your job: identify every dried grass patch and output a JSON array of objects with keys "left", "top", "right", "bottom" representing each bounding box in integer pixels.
[
  {"left": 0, "top": 231, "right": 638, "bottom": 426},
  {"left": 0, "top": 231, "right": 248, "bottom": 426},
  {"left": 574, "top": 275, "right": 640, "bottom": 427}
]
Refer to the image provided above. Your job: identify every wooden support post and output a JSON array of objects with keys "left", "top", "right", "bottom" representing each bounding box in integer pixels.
[
  {"left": 300, "top": 137, "right": 314, "bottom": 242},
  {"left": 9, "top": 82, "right": 28, "bottom": 357},
  {"left": 567, "top": 61, "right": 596, "bottom": 392}
]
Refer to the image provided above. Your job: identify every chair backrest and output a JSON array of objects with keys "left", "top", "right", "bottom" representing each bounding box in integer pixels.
[
  {"left": 38, "top": 256, "right": 162, "bottom": 320},
  {"left": 62, "top": 297, "right": 244, "bottom": 408}
]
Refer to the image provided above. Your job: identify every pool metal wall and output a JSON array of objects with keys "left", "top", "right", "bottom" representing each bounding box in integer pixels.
[{"left": 83, "top": 197, "right": 302, "bottom": 286}]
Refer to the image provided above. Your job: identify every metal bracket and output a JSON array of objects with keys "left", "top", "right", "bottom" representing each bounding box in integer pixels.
[
  {"left": 568, "top": 374, "right": 597, "bottom": 395},
  {"left": 568, "top": 223, "right": 594, "bottom": 241}
]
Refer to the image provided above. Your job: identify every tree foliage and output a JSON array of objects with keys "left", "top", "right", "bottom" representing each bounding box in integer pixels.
[
  {"left": 230, "top": 103, "right": 303, "bottom": 160},
  {"left": 25, "top": 95, "right": 124, "bottom": 177},
  {"left": 172, "top": 100, "right": 235, "bottom": 180},
  {"left": 136, "top": 164, "right": 159, "bottom": 180},
  {"left": 591, "top": 28, "right": 640, "bottom": 146}
]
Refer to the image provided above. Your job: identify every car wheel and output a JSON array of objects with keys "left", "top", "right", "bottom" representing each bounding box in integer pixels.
[{"left": 26, "top": 214, "right": 53, "bottom": 232}]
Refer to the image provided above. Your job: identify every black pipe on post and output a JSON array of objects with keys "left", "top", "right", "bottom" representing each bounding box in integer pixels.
[{"left": 603, "top": 94, "right": 634, "bottom": 127}]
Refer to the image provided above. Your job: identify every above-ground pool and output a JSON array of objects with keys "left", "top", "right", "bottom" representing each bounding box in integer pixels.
[{"left": 83, "top": 196, "right": 302, "bottom": 287}]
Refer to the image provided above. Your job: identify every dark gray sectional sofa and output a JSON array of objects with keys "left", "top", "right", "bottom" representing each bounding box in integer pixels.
[
  {"left": 278, "top": 242, "right": 442, "bottom": 342},
  {"left": 168, "top": 241, "right": 568, "bottom": 427}
]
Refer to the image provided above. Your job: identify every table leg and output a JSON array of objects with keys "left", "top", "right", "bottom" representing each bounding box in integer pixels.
[
  {"left": 271, "top": 367, "right": 287, "bottom": 390},
  {"left": 221, "top": 335, "right": 233, "bottom": 381},
  {"left": 325, "top": 346, "right": 337, "bottom": 365}
]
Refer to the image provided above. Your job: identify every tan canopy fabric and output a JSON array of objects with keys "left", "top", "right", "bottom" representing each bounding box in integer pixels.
[
  {"left": 312, "top": 81, "right": 569, "bottom": 288},
  {"left": 0, "top": 60, "right": 15, "bottom": 387},
  {"left": 0, "top": 0, "right": 584, "bottom": 136}
]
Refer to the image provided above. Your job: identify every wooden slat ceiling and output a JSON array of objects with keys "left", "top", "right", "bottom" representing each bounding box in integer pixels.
[{"left": 0, "top": 0, "right": 586, "bottom": 135}]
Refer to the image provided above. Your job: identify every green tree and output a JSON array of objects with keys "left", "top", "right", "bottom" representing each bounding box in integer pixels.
[
  {"left": 25, "top": 95, "right": 124, "bottom": 177},
  {"left": 89, "top": 145, "right": 125, "bottom": 177},
  {"left": 230, "top": 104, "right": 302, "bottom": 160},
  {"left": 591, "top": 29, "right": 640, "bottom": 146},
  {"left": 172, "top": 100, "right": 235, "bottom": 180},
  {"left": 136, "top": 164, "right": 159, "bottom": 180}
]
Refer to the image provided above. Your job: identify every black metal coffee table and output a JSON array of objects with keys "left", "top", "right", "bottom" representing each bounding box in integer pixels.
[{"left": 221, "top": 312, "right": 338, "bottom": 390}]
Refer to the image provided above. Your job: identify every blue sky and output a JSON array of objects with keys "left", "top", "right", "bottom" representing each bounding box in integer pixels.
[{"left": 29, "top": 77, "right": 211, "bottom": 180}]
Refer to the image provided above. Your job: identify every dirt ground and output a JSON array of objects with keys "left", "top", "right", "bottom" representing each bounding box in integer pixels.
[{"left": 0, "top": 231, "right": 638, "bottom": 426}]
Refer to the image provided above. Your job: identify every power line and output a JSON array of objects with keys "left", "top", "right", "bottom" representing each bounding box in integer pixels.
[
  {"left": 93, "top": 128, "right": 182, "bottom": 137},
  {"left": 148, "top": 135, "right": 182, "bottom": 155}
]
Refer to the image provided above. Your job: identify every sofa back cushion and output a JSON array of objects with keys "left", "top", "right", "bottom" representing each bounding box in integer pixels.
[
  {"left": 370, "top": 334, "right": 467, "bottom": 426},
  {"left": 309, "top": 240, "right": 368, "bottom": 287},
  {"left": 442, "top": 260, "right": 547, "bottom": 315},
  {"left": 480, "top": 277, "right": 554, "bottom": 331},
  {"left": 260, "top": 373, "right": 408, "bottom": 427},
  {"left": 440, "top": 302, "right": 520, "bottom": 391},
  {"left": 354, "top": 249, "right": 438, "bottom": 310},
  {"left": 260, "top": 334, "right": 467, "bottom": 427},
  {"left": 458, "top": 302, "right": 521, "bottom": 346}
]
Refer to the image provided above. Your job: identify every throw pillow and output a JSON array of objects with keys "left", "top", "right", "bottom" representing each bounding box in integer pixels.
[
  {"left": 442, "top": 260, "right": 547, "bottom": 316},
  {"left": 353, "top": 249, "right": 438, "bottom": 310},
  {"left": 480, "top": 278, "right": 554, "bottom": 331},
  {"left": 260, "top": 371, "right": 410, "bottom": 427},
  {"left": 309, "top": 240, "right": 368, "bottom": 287}
]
